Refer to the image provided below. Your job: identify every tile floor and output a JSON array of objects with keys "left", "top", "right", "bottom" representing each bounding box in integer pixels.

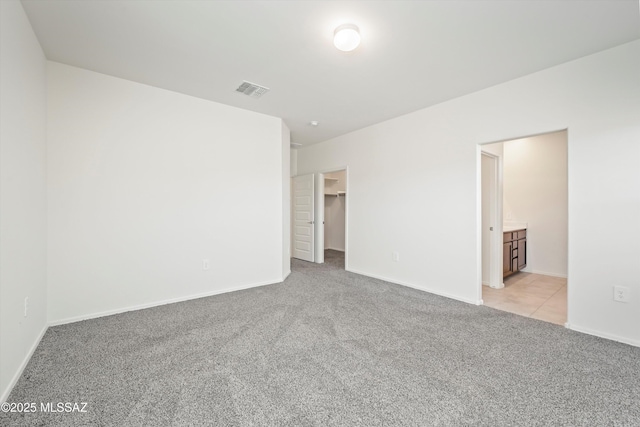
[{"left": 482, "top": 272, "right": 567, "bottom": 325}]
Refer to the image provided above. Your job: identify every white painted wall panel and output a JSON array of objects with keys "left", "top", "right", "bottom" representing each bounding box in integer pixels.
[
  {"left": 0, "top": 0, "right": 48, "bottom": 401},
  {"left": 47, "top": 62, "right": 285, "bottom": 324}
]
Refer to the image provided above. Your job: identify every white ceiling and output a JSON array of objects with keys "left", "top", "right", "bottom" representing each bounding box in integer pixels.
[{"left": 21, "top": 0, "right": 640, "bottom": 146}]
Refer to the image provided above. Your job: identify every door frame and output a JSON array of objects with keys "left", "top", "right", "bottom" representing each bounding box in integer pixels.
[
  {"left": 315, "top": 166, "right": 349, "bottom": 269},
  {"left": 476, "top": 129, "right": 569, "bottom": 328},
  {"left": 480, "top": 151, "right": 504, "bottom": 291}
]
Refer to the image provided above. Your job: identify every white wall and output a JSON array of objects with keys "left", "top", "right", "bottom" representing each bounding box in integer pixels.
[
  {"left": 290, "top": 148, "right": 298, "bottom": 177},
  {"left": 503, "top": 131, "right": 568, "bottom": 277},
  {"left": 290, "top": 149, "right": 297, "bottom": 258},
  {"left": 282, "top": 122, "right": 291, "bottom": 278},
  {"left": 324, "top": 171, "right": 346, "bottom": 251},
  {"left": 297, "top": 41, "right": 640, "bottom": 346},
  {"left": 47, "top": 62, "right": 287, "bottom": 324},
  {"left": 0, "top": 0, "right": 48, "bottom": 401}
]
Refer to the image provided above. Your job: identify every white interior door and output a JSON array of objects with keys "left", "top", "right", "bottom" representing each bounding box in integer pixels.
[{"left": 293, "top": 174, "right": 315, "bottom": 262}]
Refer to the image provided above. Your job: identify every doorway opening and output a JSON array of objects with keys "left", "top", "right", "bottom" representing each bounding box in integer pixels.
[
  {"left": 291, "top": 168, "right": 348, "bottom": 270},
  {"left": 480, "top": 130, "right": 568, "bottom": 325},
  {"left": 322, "top": 170, "right": 347, "bottom": 269}
]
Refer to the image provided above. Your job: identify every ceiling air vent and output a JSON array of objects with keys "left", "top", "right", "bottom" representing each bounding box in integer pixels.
[{"left": 235, "top": 81, "right": 269, "bottom": 98}]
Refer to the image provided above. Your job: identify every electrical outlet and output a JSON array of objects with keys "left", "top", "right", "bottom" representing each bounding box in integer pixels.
[
  {"left": 203, "top": 259, "right": 210, "bottom": 270},
  {"left": 392, "top": 252, "right": 400, "bottom": 262},
  {"left": 24, "top": 297, "right": 28, "bottom": 317},
  {"left": 613, "top": 286, "right": 630, "bottom": 303}
]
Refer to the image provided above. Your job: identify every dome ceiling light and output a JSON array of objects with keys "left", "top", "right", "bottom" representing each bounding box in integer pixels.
[{"left": 333, "top": 24, "right": 361, "bottom": 52}]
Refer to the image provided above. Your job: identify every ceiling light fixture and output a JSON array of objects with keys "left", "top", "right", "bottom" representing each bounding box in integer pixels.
[
  {"left": 310, "top": 121, "right": 319, "bottom": 126},
  {"left": 333, "top": 24, "right": 360, "bottom": 52}
]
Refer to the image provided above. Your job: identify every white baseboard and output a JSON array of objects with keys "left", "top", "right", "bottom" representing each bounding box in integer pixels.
[
  {"left": 521, "top": 269, "right": 567, "bottom": 278},
  {"left": 326, "top": 247, "right": 345, "bottom": 252},
  {"left": 567, "top": 324, "right": 640, "bottom": 348},
  {"left": 282, "top": 270, "right": 291, "bottom": 280},
  {"left": 48, "top": 278, "right": 282, "bottom": 327},
  {"left": 346, "top": 267, "right": 480, "bottom": 305},
  {"left": 1, "top": 325, "right": 48, "bottom": 403}
]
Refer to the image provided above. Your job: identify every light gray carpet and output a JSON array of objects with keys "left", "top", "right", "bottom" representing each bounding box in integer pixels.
[{"left": 2, "top": 250, "right": 639, "bottom": 426}]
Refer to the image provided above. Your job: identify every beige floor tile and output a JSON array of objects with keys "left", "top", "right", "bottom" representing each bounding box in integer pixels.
[
  {"left": 532, "top": 275, "right": 567, "bottom": 285},
  {"left": 531, "top": 305, "right": 566, "bottom": 325},
  {"left": 482, "top": 273, "right": 567, "bottom": 326},
  {"left": 505, "top": 283, "right": 561, "bottom": 299},
  {"left": 531, "top": 282, "right": 565, "bottom": 292},
  {"left": 481, "top": 294, "right": 504, "bottom": 303},
  {"left": 503, "top": 289, "right": 547, "bottom": 302},
  {"left": 509, "top": 272, "right": 538, "bottom": 285},
  {"left": 481, "top": 287, "right": 507, "bottom": 300},
  {"left": 504, "top": 275, "right": 530, "bottom": 287},
  {"left": 545, "top": 286, "right": 567, "bottom": 303},
  {"left": 482, "top": 299, "right": 506, "bottom": 309},
  {"left": 491, "top": 301, "right": 540, "bottom": 316},
  {"left": 483, "top": 302, "right": 502, "bottom": 311},
  {"left": 491, "top": 293, "right": 548, "bottom": 313},
  {"left": 482, "top": 287, "right": 509, "bottom": 303}
]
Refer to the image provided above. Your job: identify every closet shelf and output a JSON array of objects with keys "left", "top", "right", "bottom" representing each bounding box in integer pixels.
[
  {"left": 324, "top": 191, "right": 346, "bottom": 197},
  {"left": 324, "top": 177, "right": 339, "bottom": 182}
]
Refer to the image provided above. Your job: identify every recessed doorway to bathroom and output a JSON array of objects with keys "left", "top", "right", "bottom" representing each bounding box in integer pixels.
[{"left": 481, "top": 130, "right": 568, "bottom": 325}]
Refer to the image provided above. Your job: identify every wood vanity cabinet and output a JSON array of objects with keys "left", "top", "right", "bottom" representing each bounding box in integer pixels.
[
  {"left": 503, "top": 229, "right": 527, "bottom": 279},
  {"left": 503, "top": 238, "right": 513, "bottom": 276}
]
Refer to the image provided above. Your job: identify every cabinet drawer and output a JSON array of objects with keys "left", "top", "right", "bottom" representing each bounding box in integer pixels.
[
  {"left": 517, "top": 230, "right": 527, "bottom": 239},
  {"left": 503, "top": 232, "right": 513, "bottom": 243}
]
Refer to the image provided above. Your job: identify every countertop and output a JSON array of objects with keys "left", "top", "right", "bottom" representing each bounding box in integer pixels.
[{"left": 503, "top": 223, "right": 527, "bottom": 232}]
